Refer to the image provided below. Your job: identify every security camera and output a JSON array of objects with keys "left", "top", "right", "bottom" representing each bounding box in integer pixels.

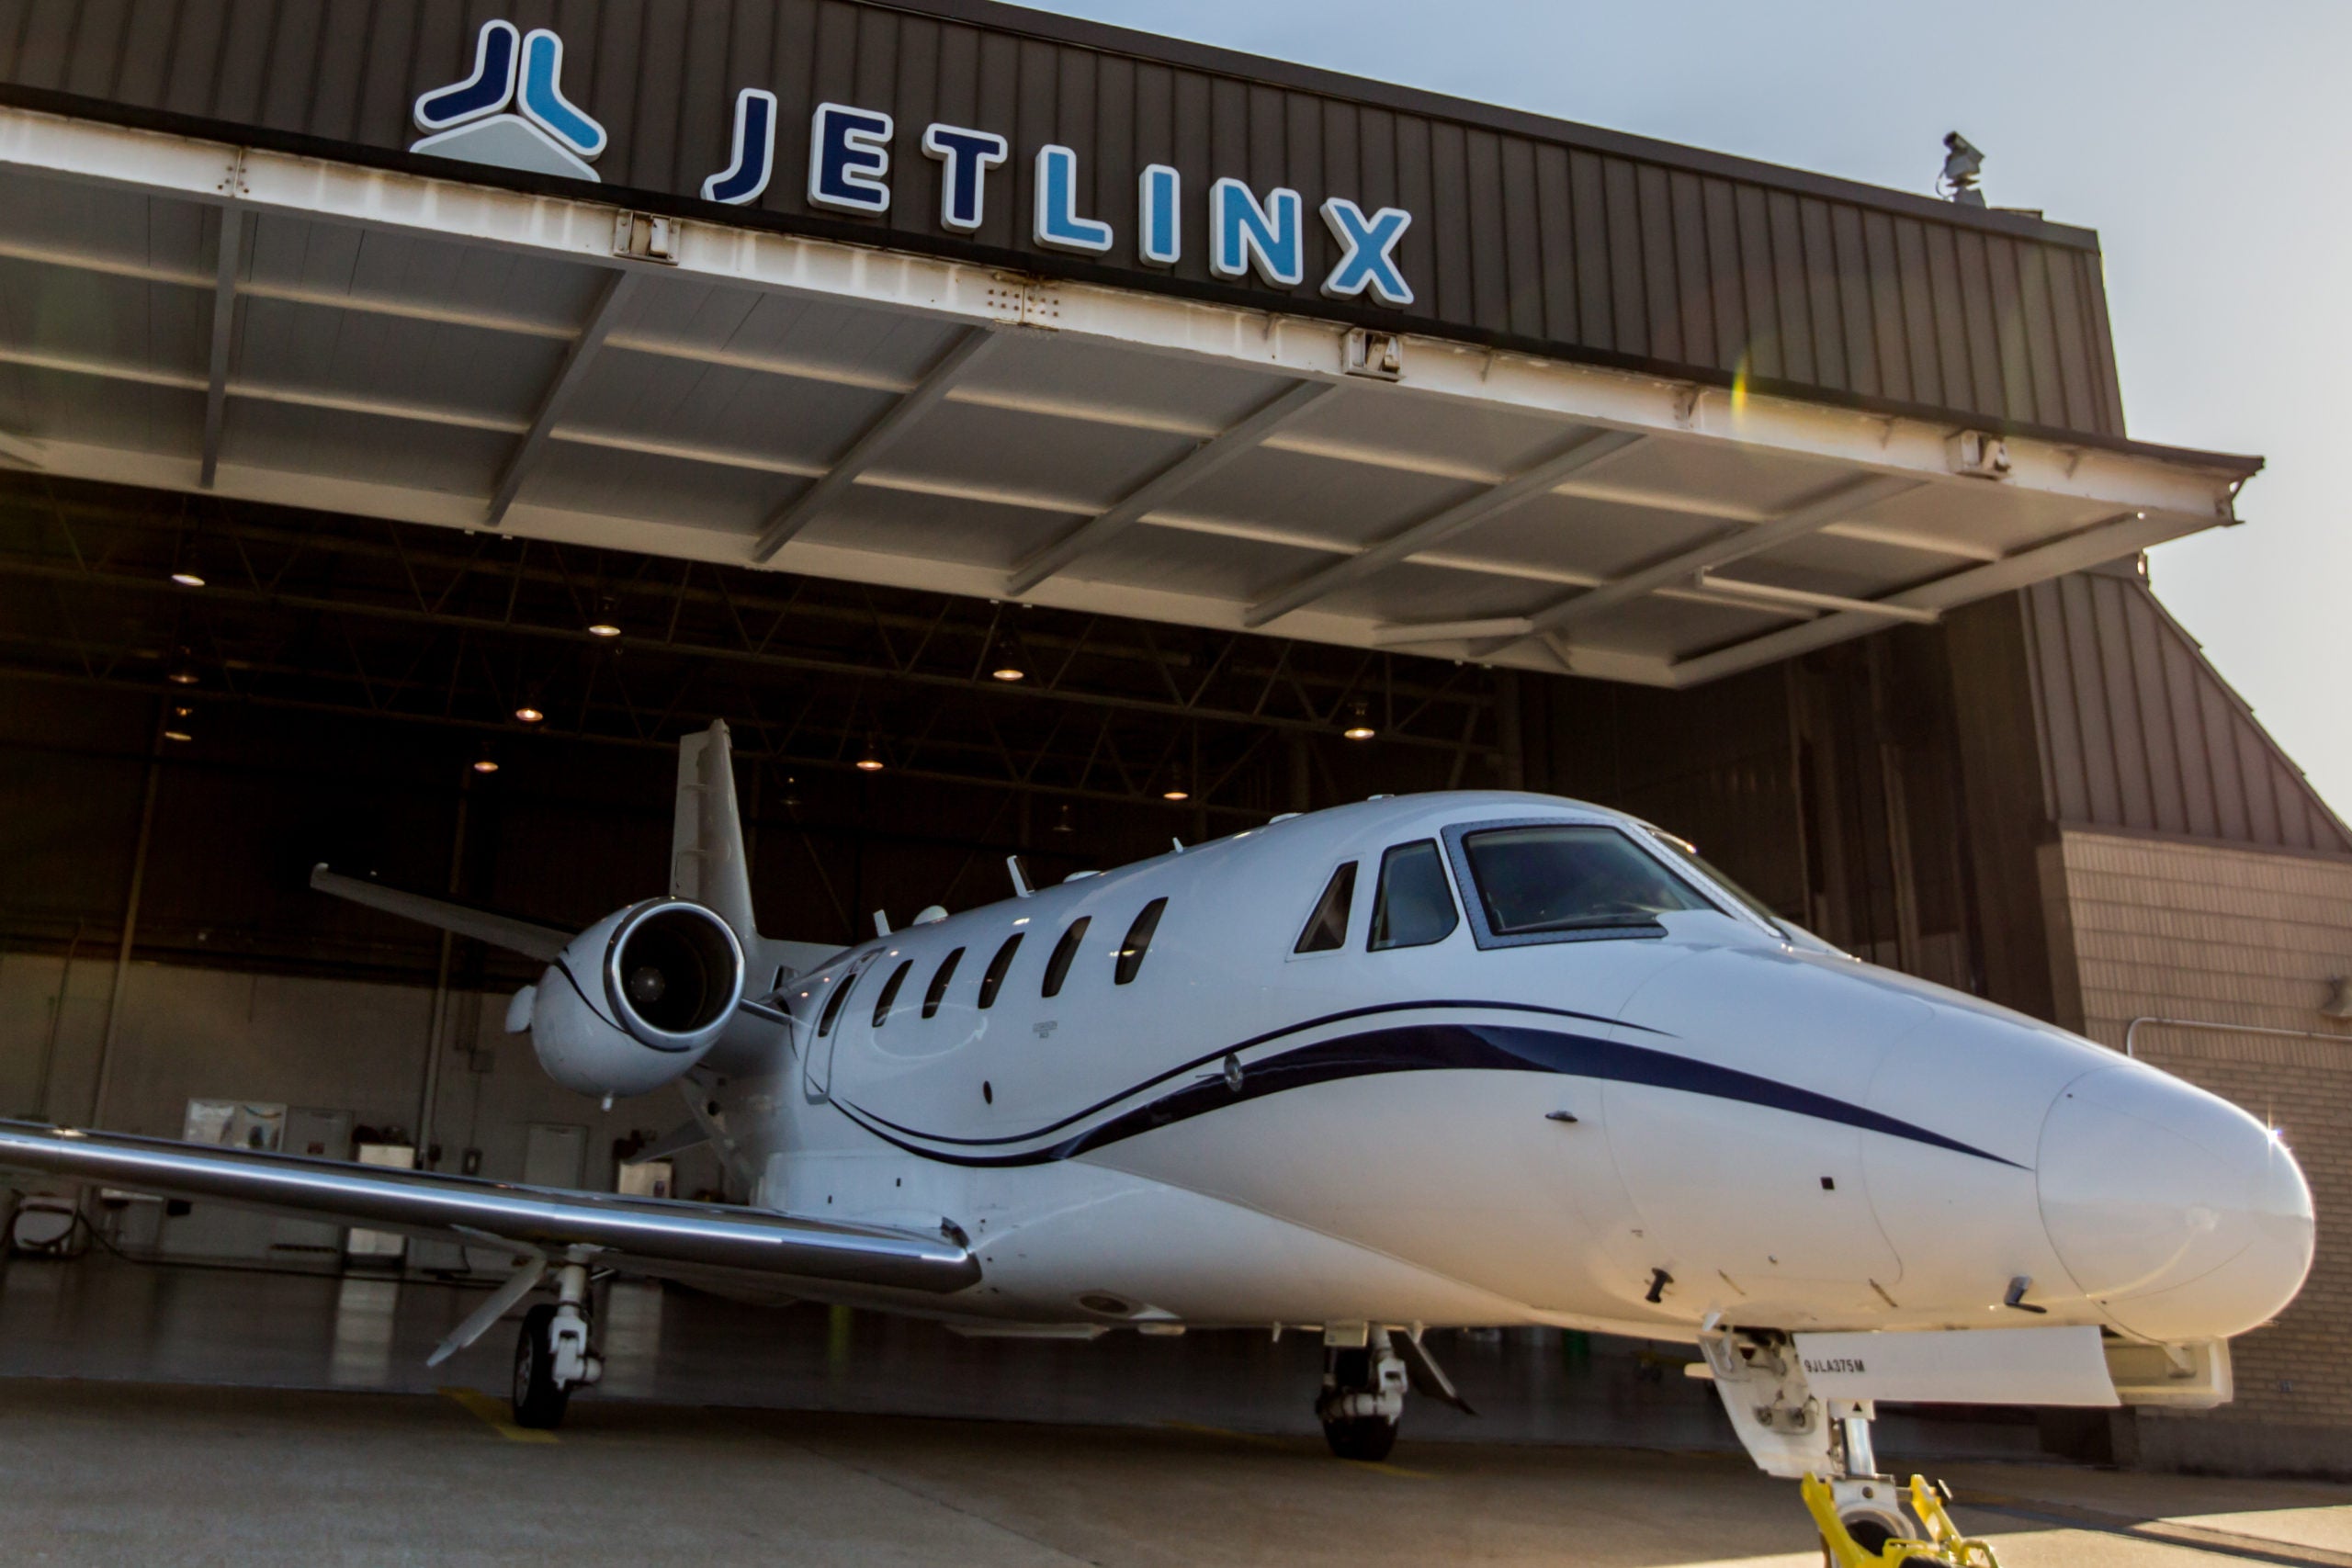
[{"left": 1940, "top": 131, "right": 1986, "bottom": 207}]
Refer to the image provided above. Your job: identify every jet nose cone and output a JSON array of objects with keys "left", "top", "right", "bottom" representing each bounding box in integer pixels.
[{"left": 2038, "top": 1066, "right": 2313, "bottom": 1341}]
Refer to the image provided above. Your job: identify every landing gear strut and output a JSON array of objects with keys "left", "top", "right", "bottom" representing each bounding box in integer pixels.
[
  {"left": 1698, "top": 1329, "right": 2000, "bottom": 1568},
  {"left": 1317, "top": 1325, "right": 1408, "bottom": 1461},
  {"left": 512, "top": 1260, "right": 602, "bottom": 1428}
]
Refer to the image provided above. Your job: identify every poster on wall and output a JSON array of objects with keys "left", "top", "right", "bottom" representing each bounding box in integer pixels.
[{"left": 182, "top": 1100, "right": 287, "bottom": 1152}]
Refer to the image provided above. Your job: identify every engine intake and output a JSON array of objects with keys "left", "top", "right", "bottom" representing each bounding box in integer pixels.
[
  {"left": 607, "top": 901, "right": 741, "bottom": 1047},
  {"left": 530, "top": 899, "right": 745, "bottom": 1099}
]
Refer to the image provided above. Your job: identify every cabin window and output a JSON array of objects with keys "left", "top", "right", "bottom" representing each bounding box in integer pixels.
[
  {"left": 1459, "top": 824, "right": 1708, "bottom": 938},
  {"left": 1114, "top": 898, "right": 1168, "bottom": 985},
  {"left": 1293, "top": 863, "right": 1357, "bottom": 953},
  {"left": 1369, "top": 840, "right": 1457, "bottom": 950},
  {"left": 922, "top": 947, "right": 965, "bottom": 1019},
  {"left": 978, "top": 933, "right": 1023, "bottom": 1009},
  {"left": 871, "top": 959, "right": 913, "bottom": 1028},
  {"left": 1042, "top": 917, "right": 1091, "bottom": 998},
  {"left": 817, "top": 962, "right": 867, "bottom": 1037}
]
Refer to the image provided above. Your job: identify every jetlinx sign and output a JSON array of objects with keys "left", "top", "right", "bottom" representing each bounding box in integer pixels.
[{"left": 411, "top": 19, "right": 1417, "bottom": 307}]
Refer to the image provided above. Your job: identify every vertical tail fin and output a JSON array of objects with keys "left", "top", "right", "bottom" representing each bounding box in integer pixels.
[{"left": 672, "top": 720, "right": 759, "bottom": 945}]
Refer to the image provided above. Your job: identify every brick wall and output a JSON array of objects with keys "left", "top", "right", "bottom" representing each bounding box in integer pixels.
[{"left": 2040, "top": 829, "right": 2352, "bottom": 1473}]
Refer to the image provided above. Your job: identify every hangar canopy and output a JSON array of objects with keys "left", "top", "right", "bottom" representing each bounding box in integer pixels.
[{"left": 0, "top": 1, "right": 2258, "bottom": 687}]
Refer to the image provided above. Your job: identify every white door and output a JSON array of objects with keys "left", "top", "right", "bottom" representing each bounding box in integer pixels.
[{"left": 523, "top": 1122, "right": 587, "bottom": 1190}]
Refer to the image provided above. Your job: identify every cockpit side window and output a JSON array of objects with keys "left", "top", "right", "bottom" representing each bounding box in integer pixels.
[
  {"left": 1042, "top": 917, "right": 1091, "bottom": 998},
  {"left": 922, "top": 947, "right": 965, "bottom": 1019},
  {"left": 1293, "top": 863, "right": 1357, "bottom": 953},
  {"left": 978, "top": 933, "right": 1023, "bottom": 1010},
  {"left": 1455, "top": 823, "right": 1708, "bottom": 943},
  {"left": 1368, "top": 840, "right": 1457, "bottom": 951},
  {"left": 871, "top": 959, "right": 913, "bottom": 1028}
]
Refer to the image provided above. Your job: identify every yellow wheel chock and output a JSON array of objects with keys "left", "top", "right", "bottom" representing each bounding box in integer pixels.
[{"left": 1801, "top": 1472, "right": 2002, "bottom": 1568}]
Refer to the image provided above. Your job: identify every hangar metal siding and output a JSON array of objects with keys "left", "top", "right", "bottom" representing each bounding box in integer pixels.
[
  {"left": 2022, "top": 571, "right": 2352, "bottom": 857},
  {"left": 0, "top": 0, "right": 2127, "bottom": 441}
]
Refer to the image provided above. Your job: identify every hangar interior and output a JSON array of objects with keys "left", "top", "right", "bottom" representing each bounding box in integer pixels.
[{"left": 0, "top": 0, "right": 2346, "bottom": 1480}]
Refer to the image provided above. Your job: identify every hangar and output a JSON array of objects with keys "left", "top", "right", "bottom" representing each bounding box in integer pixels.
[{"left": 0, "top": 0, "right": 2344, "bottom": 1479}]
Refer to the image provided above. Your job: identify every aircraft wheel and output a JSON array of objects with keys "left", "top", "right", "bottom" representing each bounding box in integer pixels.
[
  {"left": 1321, "top": 1414, "right": 1399, "bottom": 1462},
  {"left": 1837, "top": 1504, "right": 1933, "bottom": 1567},
  {"left": 512, "top": 1303, "right": 571, "bottom": 1429}
]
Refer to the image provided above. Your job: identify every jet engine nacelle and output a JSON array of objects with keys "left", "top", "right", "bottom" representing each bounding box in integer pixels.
[{"left": 528, "top": 898, "right": 746, "bottom": 1099}]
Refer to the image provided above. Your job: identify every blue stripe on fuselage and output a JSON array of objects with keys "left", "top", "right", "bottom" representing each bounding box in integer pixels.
[{"left": 832, "top": 1013, "right": 2015, "bottom": 1170}]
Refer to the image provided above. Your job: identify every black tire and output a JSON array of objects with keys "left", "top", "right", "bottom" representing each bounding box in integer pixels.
[
  {"left": 1321, "top": 1415, "right": 1399, "bottom": 1462},
  {"left": 512, "top": 1303, "right": 571, "bottom": 1429}
]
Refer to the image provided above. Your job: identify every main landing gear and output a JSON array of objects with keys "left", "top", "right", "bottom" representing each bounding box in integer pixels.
[
  {"left": 512, "top": 1260, "right": 602, "bottom": 1429},
  {"left": 1699, "top": 1329, "right": 2001, "bottom": 1568},
  {"left": 1314, "top": 1325, "right": 1474, "bottom": 1461},
  {"left": 1317, "top": 1327, "right": 1408, "bottom": 1461}
]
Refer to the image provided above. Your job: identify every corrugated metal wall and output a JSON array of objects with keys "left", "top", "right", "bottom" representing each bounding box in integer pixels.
[
  {"left": 0, "top": 0, "right": 2127, "bottom": 440},
  {"left": 2023, "top": 570, "right": 2352, "bottom": 855}
]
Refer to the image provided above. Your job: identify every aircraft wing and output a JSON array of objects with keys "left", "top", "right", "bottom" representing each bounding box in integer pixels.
[{"left": 0, "top": 1120, "right": 978, "bottom": 1294}]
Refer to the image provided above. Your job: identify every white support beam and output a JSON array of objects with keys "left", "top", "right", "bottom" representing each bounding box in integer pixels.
[
  {"left": 1371, "top": 617, "right": 1537, "bottom": 648},
  {"left": 1243, "top": 428, "right": 1645, "bottom": 629},
  {"left": 1005, "top": 379, "right": 1339, "bottom": 596},
  {"left": 1476, "top": 472, "right": 1926, "bottom": 657},
  {"left": 0, "top": 427, "right": 42, "bottom": 468},
  {"left": 751, "top": 327, "right": 1000, "bottom": 564},
  {"left": 198, "top": 207, "right": 243, "bottom": 489},
  {"left": 1690, "top": 571, "right": 1940, "bottom": 625},
  {"left": 486, "top": 267, "right": 638, "bottom": 526},
  {"left": 1667, "top": 510, "right": 2204, "bottom": 687}
]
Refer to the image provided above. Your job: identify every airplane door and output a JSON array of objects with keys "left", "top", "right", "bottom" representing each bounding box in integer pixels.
[{"left": 802, "top": 953, "right": 878, "bottom": 1103}]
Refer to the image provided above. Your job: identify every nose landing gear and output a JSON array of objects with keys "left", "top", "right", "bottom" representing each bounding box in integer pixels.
[
  {"left": 1698, "top": 1329, "right": 2003, "bottom": 1568},
  {"left": 1803, "top": 1472, "right": 1998, "bottom": 1568}
]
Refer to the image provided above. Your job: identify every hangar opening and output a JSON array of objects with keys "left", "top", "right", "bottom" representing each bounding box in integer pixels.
[{"left": 0, "top": 0, "right": 2344, "bottom": 1482}]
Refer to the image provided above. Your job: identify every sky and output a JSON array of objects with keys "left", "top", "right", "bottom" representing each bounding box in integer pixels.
[{"left": 1012, "top": 0, "right": 2352, "bottom": 818}]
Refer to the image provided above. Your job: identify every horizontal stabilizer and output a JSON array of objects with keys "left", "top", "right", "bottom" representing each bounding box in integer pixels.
[
  {"left": 311, "top": 864, "right": 572, "bottom": 963},
  {"left": 623, "top": 1121, "right": 710, "bottom": 1166},
  {"left": 0, "top": 1119, "right": 978, "bottom": 1295}
]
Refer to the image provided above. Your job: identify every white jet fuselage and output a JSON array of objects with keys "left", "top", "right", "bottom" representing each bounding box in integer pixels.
[{"left": 700, "top": 792, "right": 2312, "bottom": 1347}]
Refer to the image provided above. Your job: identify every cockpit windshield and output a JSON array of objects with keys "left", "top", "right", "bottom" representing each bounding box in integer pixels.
[{"left": 1459, "top": 824, "right": 1710, "bottom": 936}]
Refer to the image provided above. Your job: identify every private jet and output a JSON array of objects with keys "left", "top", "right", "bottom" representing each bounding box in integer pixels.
[{"left": 0, "top": 720, "right": 2312, "bottom": 1549}]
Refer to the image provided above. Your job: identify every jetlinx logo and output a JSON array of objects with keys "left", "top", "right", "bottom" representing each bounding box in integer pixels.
[{"left": 413, "top": 19, "right": 1414, "bottom": 305}]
